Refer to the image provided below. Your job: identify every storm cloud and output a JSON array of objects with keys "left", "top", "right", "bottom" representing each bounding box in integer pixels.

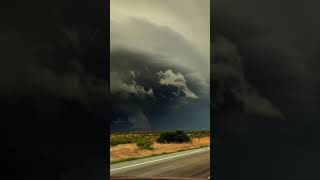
[
  {"left": 110, "top": 0, "right": 210, "bottom": 131},
  {"left": 212, "top": 36, "right": 284, "bottom": 119},
  {"left": 212, "top": 0, "right": 320, "bottom": 179},
  {"left": 1, "top": 0, "right": 109, "bottom": 179}
]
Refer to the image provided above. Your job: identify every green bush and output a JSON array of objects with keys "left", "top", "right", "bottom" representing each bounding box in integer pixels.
[
  {"left": 157, "top": 130, "right": 191, "bottom": 144},
  {"left": 136, "top": 138, "right": 154, "bottom": 150}
]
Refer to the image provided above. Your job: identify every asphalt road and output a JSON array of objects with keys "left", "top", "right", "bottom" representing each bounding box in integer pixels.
[{"left": 110, "top": 147, "right": 210, "bottom": 179}]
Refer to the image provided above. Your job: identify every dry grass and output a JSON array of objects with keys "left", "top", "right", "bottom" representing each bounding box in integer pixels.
[{"left": 110, "top": 137, "right": 210, "bottom": 161}]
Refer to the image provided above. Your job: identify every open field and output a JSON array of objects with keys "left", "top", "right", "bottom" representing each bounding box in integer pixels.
[
  {"left": 110, "top": 130, "right": 210, "bottom": 146},
  {"left": 110, "top": 131, "right": 210, "bottom": 162}
]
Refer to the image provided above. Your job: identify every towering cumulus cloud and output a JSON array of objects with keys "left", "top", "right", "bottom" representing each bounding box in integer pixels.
[
  {"left": 110, "top": 0, "right": 210, "bottom": 131},
  {"left": 157, "top": 70, "right": 198, "bottom": 99}
]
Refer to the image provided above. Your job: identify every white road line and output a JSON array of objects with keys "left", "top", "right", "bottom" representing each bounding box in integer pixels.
[{"left": 110, "top": 148, "right": 210, "bottom": 172}]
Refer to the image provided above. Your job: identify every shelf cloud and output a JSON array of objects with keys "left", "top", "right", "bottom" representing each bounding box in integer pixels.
[
  {"left": 110, "top": 0, "right": 210, "bottom": 131},
  {"left": 212, "top": 0, "right": 320, "bottom": 179}
]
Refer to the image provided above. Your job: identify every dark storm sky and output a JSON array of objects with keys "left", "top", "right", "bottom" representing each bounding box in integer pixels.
[
  {"left": 212, "top": 0, "right": 320, "bottom": 179},
  {"left": 110, "top": 0, "right": 210, "bottom": 131},
  {"left": 1, "top": 1, "right": 108, "bottom": 179}
]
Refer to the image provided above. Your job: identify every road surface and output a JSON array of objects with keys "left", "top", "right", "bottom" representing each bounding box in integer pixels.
[{"left": 110, "top": 147, "right": 210, "bottom": 179}]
